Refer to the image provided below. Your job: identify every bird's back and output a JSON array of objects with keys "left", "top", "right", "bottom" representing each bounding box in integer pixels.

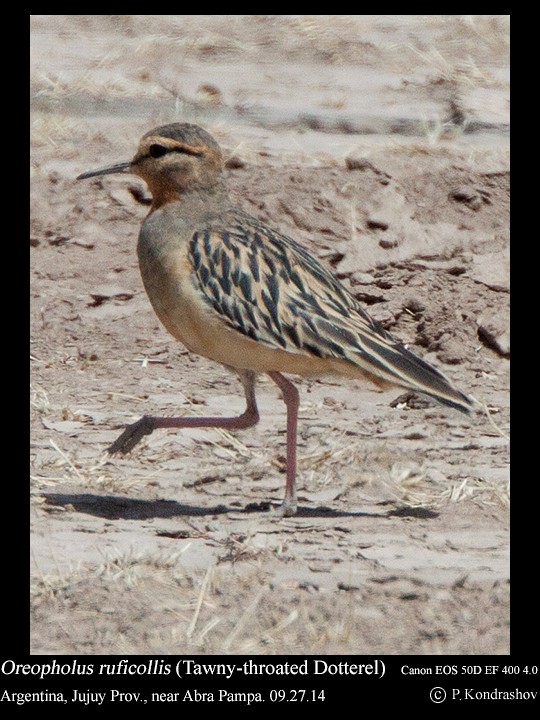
[{"left": 188, "top": 207, "right": 472, "bottom": 413}]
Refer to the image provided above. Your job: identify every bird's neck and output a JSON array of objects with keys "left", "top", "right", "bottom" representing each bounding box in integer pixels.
[{"left": 149, "top": 180, "right": 229, "bottom": 217}]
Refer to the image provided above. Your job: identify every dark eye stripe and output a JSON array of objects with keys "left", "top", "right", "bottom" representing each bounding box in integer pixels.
[{"left": 148, "top": 143, "right": 203, "bottom": 159}]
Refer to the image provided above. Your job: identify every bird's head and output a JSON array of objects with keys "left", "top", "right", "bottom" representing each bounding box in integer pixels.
[{"left": 77, "top": 123, "right": 225, "bottom": 208}]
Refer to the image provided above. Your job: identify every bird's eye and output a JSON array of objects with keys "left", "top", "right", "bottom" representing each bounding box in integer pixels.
[{"left": 149, "top": 144, "right": 168, "bottom": 159}]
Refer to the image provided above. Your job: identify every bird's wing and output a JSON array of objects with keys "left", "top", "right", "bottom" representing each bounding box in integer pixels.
[{"left": 188, "top": 212, "right": 471, "bottom": 411}]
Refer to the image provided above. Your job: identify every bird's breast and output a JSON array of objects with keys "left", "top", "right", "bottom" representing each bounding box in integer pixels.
[{"left": 137, "top": 215, "right": 212, "bottom": 355}]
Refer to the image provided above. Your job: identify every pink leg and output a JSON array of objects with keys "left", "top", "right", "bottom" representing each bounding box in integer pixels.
[
  {"left": 267, "top": 371, "right": 300, "bottom": 516},
  {"left": 108, "top": 370, "right": 259, "bottom": 455}
]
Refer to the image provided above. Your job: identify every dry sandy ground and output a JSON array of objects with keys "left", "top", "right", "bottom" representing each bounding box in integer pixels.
[{"left": 30, "top": 16, "right": 509, "bottom": 655}]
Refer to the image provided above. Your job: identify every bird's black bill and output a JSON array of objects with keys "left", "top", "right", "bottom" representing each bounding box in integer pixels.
[{"left": 77, "top": 161, "right": 131, "bottom": 180}]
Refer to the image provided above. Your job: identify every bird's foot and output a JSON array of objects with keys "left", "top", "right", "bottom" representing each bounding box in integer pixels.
[
  {"left": 107, "top": 415, "right": 154, "bottom": 455},
  {"left": 271, "top": 497, "right": 298, "bottom": 518}
]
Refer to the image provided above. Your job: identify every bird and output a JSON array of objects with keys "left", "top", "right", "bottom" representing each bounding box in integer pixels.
[{"left": 77, "top": 122, "right": 473, "bottom": 516}]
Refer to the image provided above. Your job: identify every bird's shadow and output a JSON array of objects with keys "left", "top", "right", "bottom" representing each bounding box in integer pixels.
[{"left": 40, "top": 493, "right": 407, "bottom": 521}]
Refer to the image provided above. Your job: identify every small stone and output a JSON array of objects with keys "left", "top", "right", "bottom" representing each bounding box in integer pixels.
[
  {"left": 87, "top": 284, "right": 134, "bottom": 306},
  {"left": 47, "top": 235, "right": 70, "bottom": 246},
  {"left": 436, "top": 340, "right": 466, "bottom": 365},
  {"left": 450, "top": 187, "right": 476, "bottom": 202},
  {"left": 350, "top": 272, "right": 376, "bottom": 285},
  {"left": 225, "top": 155, "right": 246, "bottom": 169},
  {"left": 73, "top": 237, "right": 95, "bottom": 249},
  {"left": 449, "top": 187, "right": 483, "bottom": 211},
  {"left": 345, "top": 155, "right": 372, "bottom": 171},
  {"left": 477, "top": 322, "right": 510, "bottom": 357},
  {"left": 379, "top": 237, "right": 398, "bottom": 249},
  {"left": 196, "top": 83, "right": 223, "bottom": 105},
  {"left": 403, "top": 297, "right": 425, "bottom": 314},
  {"left": 367, "top": 216, "right": 389, "bottom": 231}
]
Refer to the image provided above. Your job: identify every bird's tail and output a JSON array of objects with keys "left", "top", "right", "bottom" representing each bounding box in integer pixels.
[{"left": 354, "top": 335, "right": 474, "bottom": 413}]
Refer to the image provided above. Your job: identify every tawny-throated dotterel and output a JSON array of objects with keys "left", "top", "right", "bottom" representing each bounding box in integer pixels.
[{"left": 78, "top": 123, "right": 472, "bottom": 516}]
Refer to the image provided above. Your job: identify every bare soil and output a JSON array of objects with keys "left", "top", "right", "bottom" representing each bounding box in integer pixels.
[{"left": 30, "top": 15, "right": 509, "bottom": 655}]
